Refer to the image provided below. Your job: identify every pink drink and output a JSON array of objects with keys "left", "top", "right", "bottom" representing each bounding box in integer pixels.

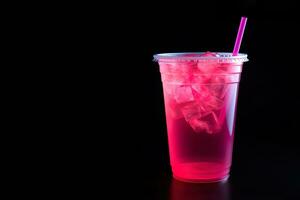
[{"left": 155, "top": 52, "right": 248, "bottom": 182}]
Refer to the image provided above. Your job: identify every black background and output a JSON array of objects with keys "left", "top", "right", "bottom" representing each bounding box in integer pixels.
[
  {"left": 6, "top": 0, "right": 300, "bottom": 198},
  {"left": 96, "top": 0, "right": 300, "bottom": 199}
]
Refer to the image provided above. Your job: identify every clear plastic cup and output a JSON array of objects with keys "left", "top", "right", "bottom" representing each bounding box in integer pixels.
[{"left": 154, "top": 52, "right": 248, "bottom": 183}]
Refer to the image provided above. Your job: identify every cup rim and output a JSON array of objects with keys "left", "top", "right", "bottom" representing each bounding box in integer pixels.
[{"left": 153, "top": 52, "right": 248, "bottom": 63}]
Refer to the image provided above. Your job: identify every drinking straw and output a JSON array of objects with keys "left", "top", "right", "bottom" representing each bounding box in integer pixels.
[{"left": 233, "top": 17, "right": 248, "bottom": 56}]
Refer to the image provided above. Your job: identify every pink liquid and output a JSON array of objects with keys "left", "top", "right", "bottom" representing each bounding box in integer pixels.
[
  {"left": 159, "top": 53, "right": 242, "bottom": 182},
  {"left": 164, "top": 84, "right": 238, "bottom": 182}
]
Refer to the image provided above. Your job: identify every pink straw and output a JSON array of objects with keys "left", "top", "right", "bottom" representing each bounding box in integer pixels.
[{"left": 233, "top": 17, "right": 247, "bottom": 56}]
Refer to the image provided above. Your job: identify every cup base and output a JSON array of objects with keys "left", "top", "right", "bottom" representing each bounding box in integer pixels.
[
  {"left": 171, "top": 162, "right": 230, "bottom": 183},
  {"left": 173, "top": 174, "right": 229, "bottom": 183}
]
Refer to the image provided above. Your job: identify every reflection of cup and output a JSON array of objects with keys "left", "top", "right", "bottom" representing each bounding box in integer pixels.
[
  {"left": 154, "top": 52, "right": 248, "bottom": 182},
  {"left": 170, "top": 178, "right": 230, "bottom": 200}
]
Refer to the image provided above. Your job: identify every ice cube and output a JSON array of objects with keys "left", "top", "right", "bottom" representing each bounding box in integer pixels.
[
  {"left": 191, "top": 84, "right": 211, "bottom": 101},
  {"left": 168, "top": 98, "right": 183, "bottom": 119},
  {"left": 191, "top": 84, "right": 224, "bottom": 111},
  {"left": 211, "top": 75, "right": 227, "bottom": 84},
  {"left": 191, "top": 74, "right": 212, "bottom": 84},
  {"left": 208, "top": 84, "right": 228, "bottom": 99},
  {"left": 160, "top": 61, "right": 196, "bottom": 75},
  {"left": 200, "top": 52, "right": 220, "bottom": 57},
  {"left": 163, "top": 83, "right": 176, "bottom": 96},
  {"left": 204, "top": 95, "right": 224, "bottom": 111},
  {"left": 197, "top": 52, "right": 221, "bottom": 74},
  {"left": 179, "top": 61, "right": 197, "bottom": 74},
  {"left": 200, "top": 112, "right": 221, "bottom": 134},
  {"left": 176, "top": 74, "right": 189, "bottom": 84},
  {"left": 188, "top": 115, "right": 210, "bottom": 133},
  {"left": 161, "top": 73, "right": 188, "bottom": 85},
  {"left": 197, "top": 62, "right": 217, "bottom": 74},
  {"left": 186, "top": 112, "right": 220, "bottom": 134},
  {"left": 180, "top": 101, "right": 202, "bottom": 121},
  {"left": 159, "top": 62, "right": 179, "bottom": 74},
  {"left": 174, "top": 86, "right": 194, "bottom": 103}
]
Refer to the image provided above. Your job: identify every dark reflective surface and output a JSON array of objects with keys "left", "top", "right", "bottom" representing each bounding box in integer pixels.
[{"left": 169, "top": 179, "right": 230, "bottom": 200}]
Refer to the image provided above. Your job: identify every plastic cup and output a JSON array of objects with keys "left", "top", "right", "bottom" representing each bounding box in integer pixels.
[{"left": 154, "top": 52, "right": 248, "bottom": 183}]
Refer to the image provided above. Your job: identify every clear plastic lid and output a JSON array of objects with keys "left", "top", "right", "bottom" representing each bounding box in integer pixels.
[{"left": 153, "top": 52, "right": 248, "bottom": 63}]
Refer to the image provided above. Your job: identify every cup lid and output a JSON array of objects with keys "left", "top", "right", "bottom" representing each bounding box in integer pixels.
[{"left": 153, "top": 52, "right": 248, "bottom": 63}]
